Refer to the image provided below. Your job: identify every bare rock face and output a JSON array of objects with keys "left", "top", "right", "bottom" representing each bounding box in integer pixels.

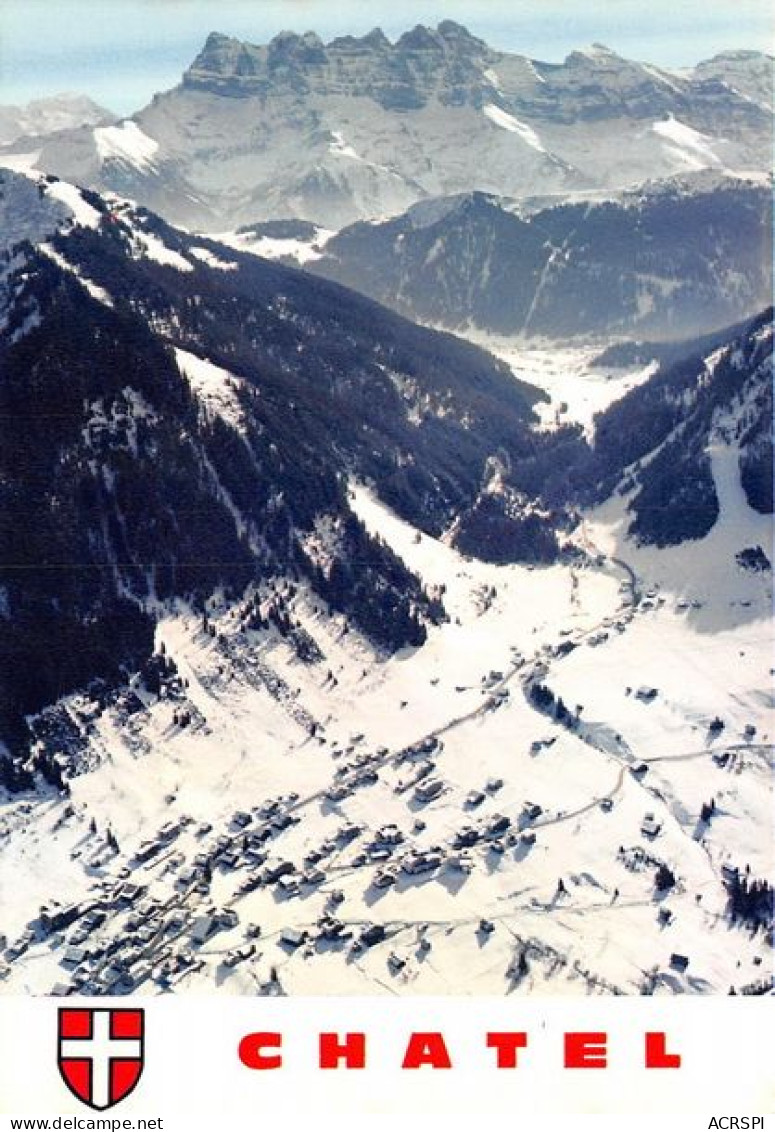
[{"left": 182, "top": 24, "right": 490, "bottom": 108}]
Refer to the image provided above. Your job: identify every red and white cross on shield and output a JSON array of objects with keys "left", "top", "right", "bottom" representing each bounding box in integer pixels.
[{"left": 57, "top": 1008, "right": 145, "bottom": 1110}]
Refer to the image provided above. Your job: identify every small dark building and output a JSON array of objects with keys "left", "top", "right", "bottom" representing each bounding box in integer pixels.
[{"left": 361, "top": 924, "right": 387, "bottom": 947}]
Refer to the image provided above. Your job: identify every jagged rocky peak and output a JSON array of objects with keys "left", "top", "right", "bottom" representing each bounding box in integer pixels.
[
  {"left": 361, "top": 27, "right": 390, "bottom": 49},
  {"left": 179, "top": 24, "right": 770, "bottom": 125},
  {"left": 185, "top": 32, "right": 261, "bottom": 84},
  {"left": 324, "top": 28, "right": 389, "bottom": 53},
  {"left": 192, "top": 21, "right": 483, "bottom": 62},
  {"left": 397, "top": 21, "right": 489, "bottom": 59},
  {"left": 183, "top": 21, "right": 493, "bottom": 96},
  {"left": 437, "top": 20, "right": 485, "bottom": 46},
  {"left": 396, "top": 24, "right": 446, "bottom": 52},
  {"left": 266, "top": 30, "right": 327, "bottom": 66},
  {"left": 191, "top": 31, "right": 243, "bottom": 69},
  {"left": 187, "top": 29, "right": 335, "bottom": 91}
]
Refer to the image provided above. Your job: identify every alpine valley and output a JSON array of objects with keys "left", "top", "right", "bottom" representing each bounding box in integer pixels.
[{"left": 0, "top": 22, "right": 771, "bottom": 1000}]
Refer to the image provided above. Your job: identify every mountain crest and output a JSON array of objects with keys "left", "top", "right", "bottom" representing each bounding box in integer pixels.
[{"left": 565, "top": 43, "right": 626, "bottom": 67}]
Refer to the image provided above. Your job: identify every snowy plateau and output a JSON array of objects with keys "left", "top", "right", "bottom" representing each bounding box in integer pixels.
[{"left": 0, "top": 23, "right": 772, "bottom": 1005}]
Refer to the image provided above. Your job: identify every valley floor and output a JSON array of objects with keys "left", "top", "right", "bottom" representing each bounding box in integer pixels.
[
  {"left": 470, "top": 335, "right": 659, "bottom": 436},
  {"left": 1, "top": 385, "right": 772, "bottom": 995}
]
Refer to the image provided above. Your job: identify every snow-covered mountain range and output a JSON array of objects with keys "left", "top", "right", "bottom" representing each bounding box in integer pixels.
[{"left": 6, "top": 24, "right": 771, "bottom": 229}]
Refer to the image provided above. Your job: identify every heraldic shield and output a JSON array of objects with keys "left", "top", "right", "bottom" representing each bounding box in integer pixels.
[{"left": 57, "top": 1008, "right": 145, "bottom": 1110}]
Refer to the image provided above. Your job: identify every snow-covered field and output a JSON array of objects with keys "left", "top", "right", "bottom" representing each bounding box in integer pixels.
[
  {"left": 469, "top": 337, "right": 658, "bottom": 434},
  {"left": 1, "top": 451, "right": 771, "bottom": 998},
  {"left": 213, "top": 226, "right": 335, "bottom": 266}
]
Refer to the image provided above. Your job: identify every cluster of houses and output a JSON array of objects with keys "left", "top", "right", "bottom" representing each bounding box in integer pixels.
[
  {"left": 366, "top": 801, "right": 545, "bottom": 889},
  {"left": 1, "top": 727, "right": 592, "bottom": 996},
  {"left": 133, "top": 816, "right": 188, "bottom": 864},
  {"left": 278, "top": 918, "right": 388, "bottom": 956},
  {"left": 325, "top": 749, "right": 382, "bottom": 801}
]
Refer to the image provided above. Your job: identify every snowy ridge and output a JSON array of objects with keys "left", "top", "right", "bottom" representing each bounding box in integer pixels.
[
  {"left": 94, "top": 121, "right": 160, "bottom": 171},
  {"left": 189, "top": 247, "right": 238, "bottom": 271},
  {"left": 217, "top": 228, "right": 334, "bottom": 266},
  {"left": 130, "top": 228, "right": 193, "bottom": 272},
  {"left": 45, "top": 180, "right": 102, "bottom": 229}
]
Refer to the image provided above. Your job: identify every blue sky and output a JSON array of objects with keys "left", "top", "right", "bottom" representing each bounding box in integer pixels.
[{"left": 1, "top": 0, "right": 772, "bottom": 114}]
